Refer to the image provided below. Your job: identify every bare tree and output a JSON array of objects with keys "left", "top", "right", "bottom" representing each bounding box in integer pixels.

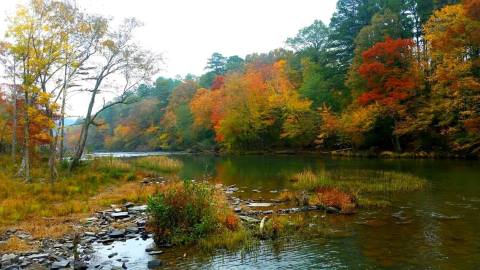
[{"left": 69, "top": 18, "right": 159, "bottom": 170}]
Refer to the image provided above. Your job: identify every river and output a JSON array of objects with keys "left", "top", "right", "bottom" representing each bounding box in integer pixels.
[{"left": 91, "top": 153, "right": 480, "bottom": 269}]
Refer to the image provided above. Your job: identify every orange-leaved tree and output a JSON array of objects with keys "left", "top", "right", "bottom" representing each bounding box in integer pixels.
[{"left": 423, "top": 2, "right": 480, "bottom": 153}]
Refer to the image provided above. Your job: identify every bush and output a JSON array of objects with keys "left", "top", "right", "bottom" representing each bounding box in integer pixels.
[{"left": 147, "top": 181, "right": 235, "bottom": 245}]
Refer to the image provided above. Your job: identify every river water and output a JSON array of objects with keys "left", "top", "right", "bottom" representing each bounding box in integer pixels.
[{"left": 91, "top": 153, "right": 480, "bottom": 269}]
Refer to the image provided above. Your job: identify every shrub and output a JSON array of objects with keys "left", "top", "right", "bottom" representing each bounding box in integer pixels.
[{"left": 147, "top": 181, "right": 234, "bottom": 245}]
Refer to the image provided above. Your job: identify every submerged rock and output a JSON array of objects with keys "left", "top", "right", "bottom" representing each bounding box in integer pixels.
[
  {"left": 248, "top": 202, "right": 272, "bottom": 207},
  {"left": 147, "top": 259, "right": 163, "bottom": 269},
  {"left": 109, "top": 229, "right": 126, "bottom": 238},
  {"left": 431, "top": 212, "right": 461, "bottom": 220},
  {"left": 51, "top": 260, "right": 70, "bottom": 269}
]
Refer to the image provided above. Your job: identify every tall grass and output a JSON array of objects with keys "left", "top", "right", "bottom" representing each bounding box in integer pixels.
[
  {"left": 292, "top": 169, "right": 427, "bottom": 193},
  {"left": 134, "top": 156, "right": 182, "bottom": 173}
]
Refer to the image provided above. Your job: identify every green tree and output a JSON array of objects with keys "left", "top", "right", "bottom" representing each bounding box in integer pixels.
[{"left": 205, "top": 52, "right": 227, "bottom": 74}]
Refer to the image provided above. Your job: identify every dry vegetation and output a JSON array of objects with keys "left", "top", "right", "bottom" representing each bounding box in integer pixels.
[{"left": 0, "top": 156, "right": 183, "bottom": 241}]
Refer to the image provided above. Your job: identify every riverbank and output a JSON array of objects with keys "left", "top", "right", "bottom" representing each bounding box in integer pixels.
[
  {"left": 182, "top": 148, "right": 479, "bottom": 160},
  {"left": 0, "top": 156, "right": 180, "bottom": 251}
]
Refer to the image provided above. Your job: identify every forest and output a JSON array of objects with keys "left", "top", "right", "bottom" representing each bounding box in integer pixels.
[
  {"left": 0, "top": 0, "right": 478, "bottom": 184},
  {"left": 59, "top": 0, "right": 480, "bottom": 157}
]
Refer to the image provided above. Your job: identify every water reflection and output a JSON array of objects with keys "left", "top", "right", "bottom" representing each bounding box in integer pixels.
[{"left": 93, "top": 154, "right": 480, "bottom": 269}]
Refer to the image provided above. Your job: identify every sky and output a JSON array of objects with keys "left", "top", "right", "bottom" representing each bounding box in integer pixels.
[{"left": 0, "top": 0, "right": 338, "bottom": 117}]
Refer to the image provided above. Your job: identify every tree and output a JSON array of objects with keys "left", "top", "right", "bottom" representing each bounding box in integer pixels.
[
  {"left": 328, "top": 0, "right": 379, "bottom": 71},
  {"left": 0, "top": 42, "right": 19, "bottom": 161},
  {"left": 5, "top": 1, "right": 61, "bottom": 181},
  {"left": 225, "top": 55, "right": 245, "bottom": 73},
  {"left": 286, "top": 20, "right": 330, "bottom": 54},
  {"left": 70, "top": 18, "right": 159, "bottom": 169},
  {"left": 161, "top": 80, "right": 198, "bottom": 148},
  {"left": 355, "top": 37, "right": 419, "bottom": 151},
  {"left": 347, "top": 10, "right": 406, "bottom": 98},
  {"left": 423, "top": 2, "right": 480, "bottom": 153},
  {"left": 205, "top": 52, "right": 227, "bottom": 74}
]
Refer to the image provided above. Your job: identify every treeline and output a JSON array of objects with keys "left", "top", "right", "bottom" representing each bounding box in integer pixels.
[
  {"left": 0, "top": 0, "right": 158, "bottom": 182},
  {"left": 78, "top": 0, "right": 479, "bottom": 155}
]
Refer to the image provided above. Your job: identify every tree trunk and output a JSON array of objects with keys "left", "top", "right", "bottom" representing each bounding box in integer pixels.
[
  {"left": 18, "top": 91, "right": 31, "bottom": 182},
  {"left": 48, "top": 128, "right": 58, "bottom": 184},
  {"left": 392, "top": 134, "right": 402, "bottom": 153},
  {"left": 11, "top": 64, "right": 17, "bottom": 163},
  {"left": 69, "top": 87, "right": 98, "bottom": 171},
  {"left": 59, "top": 65, "right": 68, "bottom": 162}
]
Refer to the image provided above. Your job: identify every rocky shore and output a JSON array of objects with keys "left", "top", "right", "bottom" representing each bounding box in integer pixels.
[
  {"left": 0, "top": 202, "right": 162, "bottom": 270},
  {"left": 1, "top": 182, "right": 345, "bottom": 270}
]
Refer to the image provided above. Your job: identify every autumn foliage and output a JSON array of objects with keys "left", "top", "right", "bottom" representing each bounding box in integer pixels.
[{"left": 357, "top": 38, "right": 416, "bottom": 106}]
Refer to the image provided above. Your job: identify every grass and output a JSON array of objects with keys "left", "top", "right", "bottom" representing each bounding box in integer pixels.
[
  {"left": 0, "top": 155, "right": 183, "bottom": 249},
  {"left": 198, "top": 227, "right": 255, "bottom": 252},
  {"left": 290, "top": 169, "right": 427, "bottom": 211},
  {"left": 0, "top": 236, "right": 36, "bottom": 253},
  {"left": 134, "top": 156, "right": 183, "bottom": 173},
  {"left": 292, "top": 169, "right": 427, "bottom": 194}
]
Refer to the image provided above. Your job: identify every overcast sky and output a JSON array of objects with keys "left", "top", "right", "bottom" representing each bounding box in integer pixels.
[{"left": 0, "top": 0, "right": 338, "bottom": 117}]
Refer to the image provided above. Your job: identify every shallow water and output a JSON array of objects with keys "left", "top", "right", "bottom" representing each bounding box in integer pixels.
[{"left": 93, "top": 153, "right": 480, "bottom": 269}]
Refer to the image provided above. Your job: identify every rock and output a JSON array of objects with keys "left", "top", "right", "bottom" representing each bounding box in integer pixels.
[
  {"left": 83, "top": 217, "right": 98, "bottom": 223},
  {"left": 128, "top": 205, "right": 148, "bottom": 213},
  {"left": 147, "top": 259, "right": 163, "bottom": 269},
  {"left": 126, "top": 227, "right": 139, "bottom": 234},
  {"left": 111, "top": 261, "right": 127, "bottom": 269},
  {"left": 234, "top": 207, "right": 242, "bottom": 213},
  {"left": 431, "top": 212, "right": 461, "bottom": 220},
  {"left": 270, "top": 190, "right": 278, "bottom": 193},
  {"left": 111, "top": 212, "right": 129, "bottom": 219},
  {"left": 248, "top": 202, "right": 272, "bottom": 207},
  {"left": 252, "top": 189, "right": 261, "bottom": 193},
  {"left": 84, "top": 232, "right": 96, "bottom": 237},
  {"left": 124, "top": 202, "right": 135, "bottom": 208},
  {"left": 3, "top": 265, "right": 21, "bottom": 270},
  {"left": 27, "top": 253, "right": 49, "bottom": 260},
  {"left": 263, "top": 210, "right": 273, "bottom": 215},
  {"left": 239, "top": 215, "right": 261, "bottom": 223},
  {"left": 108, "top": 252, "right": 118, "bottom": 258},
  {"left": 109, "top": 229, "right": 126, "bottom": 238},
  {"left": 392, "top": 211, "right": 406, "bottom": 220},
  {"left": 326, "top": 206, "right": 340, "bottom": 214},
  {"left": 73, "top": 260, "right": 88, "bottom": 270},
  {"left": 16, "top": 233, "right": 32, "bottom": 240},
  {"left": 1, "top": 254, "right": 18, "bottom": 264},
  {"left": 51, "top": 260, "right": 70, "bottom": 269},
  {"left": 148, "top": 250, "right": 163, "bottom": 255}
]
